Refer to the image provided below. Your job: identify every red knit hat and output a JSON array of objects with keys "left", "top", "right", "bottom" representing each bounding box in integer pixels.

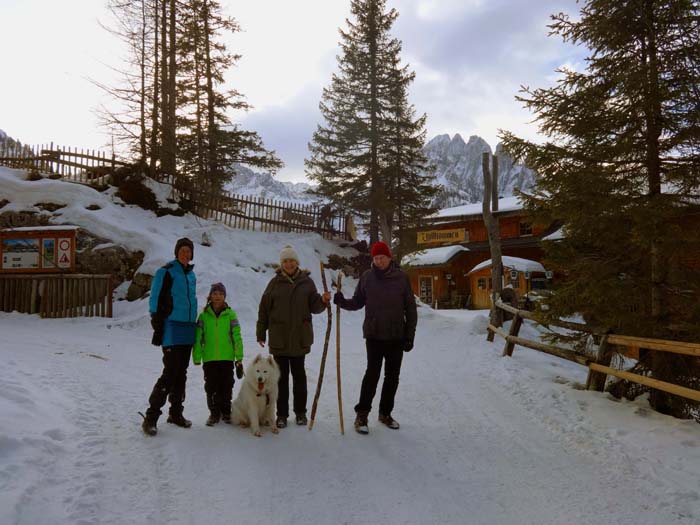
[{"left": 370, "top": 241, "right": 392, "bottom": 258}]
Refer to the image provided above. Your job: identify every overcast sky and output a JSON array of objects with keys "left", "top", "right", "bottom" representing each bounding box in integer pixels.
[{"left": 0, "top": 0, "right": 585, "bottom": 182}]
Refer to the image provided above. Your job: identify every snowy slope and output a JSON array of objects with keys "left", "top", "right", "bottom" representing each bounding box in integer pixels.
[{"left": 1, "top": 167, "right": 699, "bottom": 525}]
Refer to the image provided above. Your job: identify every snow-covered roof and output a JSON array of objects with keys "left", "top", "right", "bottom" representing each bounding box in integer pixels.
[
  {"left": 433, "top": 196, "right": 524, "bottom": 221},
  {"left": 542, "top": 228, "right": 564, "bottom": 241},
  {"left": 468, "top": 256, "right": 546, "bottom": 275},
  {"left": 402, "top": 245, "right": 469, "bottom": 267}
]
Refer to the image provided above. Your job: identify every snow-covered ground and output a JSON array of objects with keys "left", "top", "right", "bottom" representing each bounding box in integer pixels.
[{"left": 1, "top": 167, "right": 699, "bottom": 524}]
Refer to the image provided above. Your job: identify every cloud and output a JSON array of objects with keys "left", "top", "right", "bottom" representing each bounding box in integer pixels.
[
  {"left": 1, "top": 0, "right": 591, "bottom": 183},
  {"left": 239, "top": 0, "right": 589, "bottom": 181},
  {"left": 386, "top": 0, "right": 587, "bottom": 145},
  {"left": 238, "top": 84, "right": 326, "bottom": 183}
]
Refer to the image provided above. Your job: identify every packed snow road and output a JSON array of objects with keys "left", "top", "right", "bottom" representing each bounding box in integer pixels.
[{"left": 1, "top": 305, "right": 697, "bottom": 525}]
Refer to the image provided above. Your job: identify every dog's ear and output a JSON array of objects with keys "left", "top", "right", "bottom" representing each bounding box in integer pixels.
[
  {"left": 253, "top": 354, "right": 262, "bottom": 363},
  {"left": 267, "top": 355, "right": 274, "bottom": 366}
]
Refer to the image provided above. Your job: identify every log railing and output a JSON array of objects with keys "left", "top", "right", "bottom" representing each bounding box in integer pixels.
[
  {"left": 0, "top": 274, "right": 113, "bottom": 318},
  {"left": 487, "top": 300, "right": 700, "bottom": 403}
]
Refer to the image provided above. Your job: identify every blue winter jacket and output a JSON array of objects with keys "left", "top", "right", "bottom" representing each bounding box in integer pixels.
[{"left": 149, "top": 260, "right": 197, "bottom": 346}]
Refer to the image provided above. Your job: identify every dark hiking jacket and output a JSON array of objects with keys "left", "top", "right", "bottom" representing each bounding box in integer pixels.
[
  {"left": 337, "top": 262, "right": 417, "bottom": 343},
  {"left": 256, "top": 268, "right": 326, "bottom": 357}
]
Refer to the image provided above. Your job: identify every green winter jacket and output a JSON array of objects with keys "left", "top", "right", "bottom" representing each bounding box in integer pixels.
[
  {"left": 193, "top": 304, "right": 243, "bottom": 364},
  {"left": 256, "top": 268, "right": 327, "bottom": 357}
]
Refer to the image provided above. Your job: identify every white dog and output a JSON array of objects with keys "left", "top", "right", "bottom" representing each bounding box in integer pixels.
[{"left": 231, "top": 354, "right": 280, "bottom": 437}]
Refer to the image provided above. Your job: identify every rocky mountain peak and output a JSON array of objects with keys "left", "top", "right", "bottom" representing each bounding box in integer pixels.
[{"left": 423, "top": 133, "right": 536, "bottom": 209}]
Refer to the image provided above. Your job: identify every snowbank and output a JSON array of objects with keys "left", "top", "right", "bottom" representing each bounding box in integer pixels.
[{"left": 1, "top": 167, "right": 698, "bottom": 524}]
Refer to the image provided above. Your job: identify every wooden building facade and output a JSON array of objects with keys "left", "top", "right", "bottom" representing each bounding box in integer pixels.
[{"left": 403, "top": 197, "right": 554, "bottom": 309}]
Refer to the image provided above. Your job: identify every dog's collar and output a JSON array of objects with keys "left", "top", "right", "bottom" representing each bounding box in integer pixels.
[{"left": 256, "top": 392, "right": 271, "bottom": 405}]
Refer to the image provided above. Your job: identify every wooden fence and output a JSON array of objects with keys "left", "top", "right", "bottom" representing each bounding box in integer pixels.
[
  {"left": 153, "top": 172, "right": 352, "bottom": 240},
  {"left": 0, "top": 143, "right": 352, "bottom": 240},
  {"left": 0, "top": 274, "right": 113, "bottom": 318},
  {"left": 487, "top": 300, "right": 700, "bottom": 403},
  {"left": 0, "top": 142, "right": 130, "bottom": 186}
]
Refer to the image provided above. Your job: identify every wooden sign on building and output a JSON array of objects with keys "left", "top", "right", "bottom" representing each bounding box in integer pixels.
[
  {"left": 417, "top": 228, "right": 467, "bottom": 246},
  {"left": 0, "top": 226, "right": 78, "bottom": 273}
]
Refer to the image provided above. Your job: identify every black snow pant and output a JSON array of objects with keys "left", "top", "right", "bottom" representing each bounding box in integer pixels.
[
  {"left": 145, "top": 345, "right": 192, "bottom": 420},
  {"left": 203, "top": 360, "right": 234, "bottom": 417},
  {"left": 274, "top": 355, "right": 307, "bottom": 419},
  {"left": 355, "top": 339, "right": 404, "bottom": 417}
]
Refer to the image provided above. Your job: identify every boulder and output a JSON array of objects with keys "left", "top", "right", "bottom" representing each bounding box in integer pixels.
[{"left": 126, "top": 272, "right": 153, "bottom": 301}]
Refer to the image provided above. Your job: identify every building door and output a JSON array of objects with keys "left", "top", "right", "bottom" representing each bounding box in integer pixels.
[{"left": 419, "top": 276, "right": 433, "bottom": 305}]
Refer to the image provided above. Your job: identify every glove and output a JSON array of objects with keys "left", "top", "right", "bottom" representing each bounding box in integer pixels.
[
  {"left": 403, "top": 339, "right": 414, "bottom": 353},
  {"left": 235, "top": 360, "right": 244, "bottom": 379},
  {"left": 333, "top": 292, "right": 344, "bottom": 305},
  {"left": 151, "top": 332, "right": 163, "bottom": 347},
  {"left": 150, "top": 314, "right": 164, "bottom": 347}
]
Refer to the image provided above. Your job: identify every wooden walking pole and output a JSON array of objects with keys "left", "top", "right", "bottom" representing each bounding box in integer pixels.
[
  {"left": 336, "top": 273, "right": 344, "bottom": 434},
  {"left": 309, "top": 261, "right": 332, "bottom": 430}
]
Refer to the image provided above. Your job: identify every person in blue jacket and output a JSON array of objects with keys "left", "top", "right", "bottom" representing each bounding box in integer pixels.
[{"left": 141, "top": 237, "right": 198, "bottom": 436}]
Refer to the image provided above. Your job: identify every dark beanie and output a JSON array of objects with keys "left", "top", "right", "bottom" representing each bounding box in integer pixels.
[
  {"left": 370, "top": 241, "right": 392, "bottom": 258},
  {"left": 174, "top": 237, "right": 194, "bottom": 260},
  {"left": 209, "top": 282, "right": 226, "bottom": 297}
]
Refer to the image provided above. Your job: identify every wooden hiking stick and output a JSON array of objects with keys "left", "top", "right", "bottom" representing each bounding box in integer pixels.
[
  {"left": 309, "top": 261, "right": 332, "bottom": 431},
  {"left": 336, "top": 273, "right": 344, "bottom": 434}
]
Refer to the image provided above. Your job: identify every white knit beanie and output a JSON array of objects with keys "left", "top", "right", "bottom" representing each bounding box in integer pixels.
[{"left": 279, "top": 245, "right": 300, "bottom": 265}]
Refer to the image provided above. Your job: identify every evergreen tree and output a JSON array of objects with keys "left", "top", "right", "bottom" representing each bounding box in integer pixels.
[
  {"left": 383, "top": 71, "right": 438, "bottom": 259},
  {"left": 96, "top": 0, "right": 158, "bottom": 165},
  {"left": 500, "top": 0, "right": 700, "bottom": 418},
  {"left": 306, "top": 0, "right": 434, "bottom": 245},
  {"left": 100, "top": 0, "right": 280, "bottom": 186},
  {"left": 177, "top": 0, "right": 281, "bottom": 189}
]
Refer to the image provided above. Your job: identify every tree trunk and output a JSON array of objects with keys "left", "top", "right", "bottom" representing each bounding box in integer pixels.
[
  {"left": 482, "top": 152, "right": 503, "bottom": 335},
  {"left": 642, "top": 0, "right": 673, "bottom": 415},
  {"left": 491, "top": 155, "right": 499, "bottom": 211},
  {"left": 203, "top": 0, "right": 218, "bottom": 183},
  {"left": 368, "top": 0, "right": 379, "bottom": 245},
  {"left": 139, "top": 0, "right": 148, "bottom": 165},
  {"left": 149, "top": 0, "right": 160, "bottom": 176},
  {"left": 160, "top": 0, "right": 177, "bottom": 175},
  {"left": 379, "top": 211, "right": 392, "bottom": 247},
  {"left": 194, "top": 5, "right": 205, "bottom": 181},
  {"left": 159, "top": 0, "right": 170, "bottom": 173}
]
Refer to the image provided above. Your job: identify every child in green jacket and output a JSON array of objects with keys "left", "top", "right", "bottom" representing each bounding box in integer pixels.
[{"left": 193, "top": 282, "right": 244, "bottom": 426}]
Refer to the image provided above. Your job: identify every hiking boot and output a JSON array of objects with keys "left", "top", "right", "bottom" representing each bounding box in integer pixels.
[
  {"left": 167, "top": 414, "right": 192, "bottom": 428},
  {"left": 378, "top": 413, "right": 400, "bottom": 429},
  {"left": 354, "top": 413, "right": 369, "bottom": 435},
  {"left": 276, "top": 416, "right": 288, "bottom": 428},
  {"left": 141, "top": 417, "right": 158, "bottom": 436},
  {"left": 221, "top": 414, "right": 231, "bottom": 424},
  {"left": 295, "top": 414, "right": 308, "bottom": 426},
  {"left": 206, "top": 413, "right": 220, "bottom": 427}
]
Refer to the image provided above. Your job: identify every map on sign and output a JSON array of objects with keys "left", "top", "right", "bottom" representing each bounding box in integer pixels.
[{"left": 2, "top": 238, "right": 39, "bottom": 269}]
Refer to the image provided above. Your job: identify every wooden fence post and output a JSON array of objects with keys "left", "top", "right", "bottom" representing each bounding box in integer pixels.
[
  {"left": 586, "top": 334, "right": 612, "bottom": 391},
  {"left": 502, "top": 313, "right": 523, "bottom": 357}
]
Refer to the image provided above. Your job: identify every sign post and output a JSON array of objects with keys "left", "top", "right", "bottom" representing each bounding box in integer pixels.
[{"left": 0, "top": 227, "right": 77, "bottom": 274}]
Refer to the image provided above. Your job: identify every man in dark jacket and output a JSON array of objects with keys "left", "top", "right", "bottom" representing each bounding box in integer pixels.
[
  {"left": 334, "top": 241, "right": 417, "bottom": 434},
  {"left": 141, "top": 237, "right": 198, "bottom": 436},
  {"left": 257, "top": 245, "right": 330, "bottom": 427}
]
